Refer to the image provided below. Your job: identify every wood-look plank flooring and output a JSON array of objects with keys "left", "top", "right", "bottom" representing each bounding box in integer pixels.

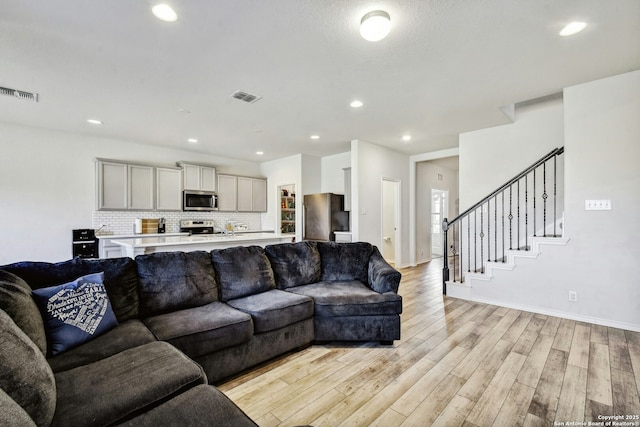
[{"left": 218, "top": 259, "right": 640, "bottom": 426}]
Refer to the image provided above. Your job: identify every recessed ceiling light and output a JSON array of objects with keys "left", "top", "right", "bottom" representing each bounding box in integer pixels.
[
  {"left": 350, "top": 100, "right": 364, "bottom": 108},
  {"left": 256, "top": 151, "right": 264, "bottom": 155},
  {"left": 559, "top": 22, "right": 587, "bottom": 36},
  {"left": 152, "top": 4, "right": 177, "bottom": 22},
  {"left": 87, "top": 119, "right": 103, "bottom": 125},
  {"left": 360, "top": 10, "right": 391, "bottom": 42},
  {"left": 310, "top": 135, "right": 320, "bottom": 140},
  {"left": 402, "top": 135, "right": 412, "bottom": 142},
  {"left": 187, "top": 138, "right": 198, "bottom": 143}
]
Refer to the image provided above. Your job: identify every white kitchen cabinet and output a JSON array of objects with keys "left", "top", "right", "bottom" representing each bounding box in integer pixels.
[
  {"left": 99, "top": 238, "right": 124, "bottom": 259},
  {"left": 218, "top": 175, "right": 267, "bottom": 212},
  {"left": 217, "top": 174, "right": 237, "bottom": 211},
  {"left": 237, "top": 177, "right": 253, "bottom": 211},
  {"left": 156, "top": 167, "right": 182, "bottom": 211},
  {"left": 252, "top": 178, "right": 267, "bottom": 212},
  {"left": 128, "top": 164, "right": 155, "bottom": 210},
  {"left": 179, "top": 162, "right": 216, "bottom": 191},
  {"left": 97, "top": 161, "right": 128, "bottom": 210}
]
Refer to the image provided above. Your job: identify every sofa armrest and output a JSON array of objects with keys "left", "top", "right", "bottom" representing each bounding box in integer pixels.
[{"left": 368, "top": 246, "right": 401, "bottom": 294}]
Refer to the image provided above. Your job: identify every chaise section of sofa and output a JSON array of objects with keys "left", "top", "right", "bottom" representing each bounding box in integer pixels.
[{"left": 266, "top": 241, "right": 402, "bottom": 344}]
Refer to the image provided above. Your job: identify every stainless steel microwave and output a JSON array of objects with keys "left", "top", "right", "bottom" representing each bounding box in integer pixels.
[{"left": 183, "top": 190, "right": 218, "bottom": 211}]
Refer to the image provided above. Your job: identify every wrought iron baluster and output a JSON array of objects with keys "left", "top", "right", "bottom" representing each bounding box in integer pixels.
[
  {"left": 494, "top": 195, "right": 498, "bottom": 262},
  {"left": 553, "top": 155, "right": 557, "bottom": 237},
  {"left": 467, "top": 215, "right": 471, "bottom": 273},
  {"left": 474, "top": 210, "right": 478, "bottom": 273},
  {"left": 533, "top": 169, "right": 537, "bottom": 237},
  {"left": 543, "top": 161, "right": 548, "bottom": 237},
  {"left": 480, "top": 205, "right": 485, "bottom": 273},
  {"left": 509, "top": 186, "right": 513, "bottom": 250},
  {"left": 525, "top": 174, "right": 528, "bottom": 250},
  {"left": 486, "top": 200, "right": 490, "bottom": 264},
  {"left": 517, "top": 180, "right": 521, "bottom": 250},
  {"left": 502, "top": 192, "right": 505, "bottom": 262},
  {"left": 452, "top": 224, "right": 457, "bottom": 282}
]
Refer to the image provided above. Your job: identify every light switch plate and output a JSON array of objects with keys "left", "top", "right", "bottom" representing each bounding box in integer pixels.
[{"left": 585, "top": 200, "right": 612, "bottom": 210}]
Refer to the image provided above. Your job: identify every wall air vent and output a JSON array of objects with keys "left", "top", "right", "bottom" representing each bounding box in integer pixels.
[
  {"left": 0, "top": 86, "right": 39, "bottom": 102},
  {"left": 231, "top": 90, "right": 262, "bottom": 104}
]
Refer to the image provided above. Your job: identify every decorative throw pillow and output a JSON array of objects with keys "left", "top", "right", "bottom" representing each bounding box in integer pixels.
[{"left": 32, "top": 272, "right": 118, "bottom": 356}]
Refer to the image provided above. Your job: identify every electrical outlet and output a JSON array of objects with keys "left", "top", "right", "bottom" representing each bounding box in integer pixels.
[
  {"left": 585, "top": 200, "right": 612, "bottom": 210},
  {"left": 569, "top": 291, "right": 578, "bottom": 302}
]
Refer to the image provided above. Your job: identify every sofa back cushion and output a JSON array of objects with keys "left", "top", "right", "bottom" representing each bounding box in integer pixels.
[
  {"left": 211, "top": 246, "right": 276, "bottom": 301},
  {"left": 316, "top": 241, "right": 373, "bottom": 283},
  {"left": 0, "top": 309, "right": 56, "bottom": 427},
  {"left": 0, "top": 387, "right": 36, "bottom": 427},
  {"left": 0, "top": 270, "right": 47, "bottom": 354},
  {"left": 136, "top": 251, "right": 218, "bottom": 317},
  {"left": 265, "top": 242, "right": 321, "bottom": 289},
  {"left": 2, "top": 257, "right": 140, "bottom": 323}
]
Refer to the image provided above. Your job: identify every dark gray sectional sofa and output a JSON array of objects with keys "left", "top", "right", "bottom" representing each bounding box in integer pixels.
[{"left": 0, "top": 241, "right": 401, "bottom": 426}]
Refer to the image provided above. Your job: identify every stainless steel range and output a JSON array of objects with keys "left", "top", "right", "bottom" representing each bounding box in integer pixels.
[{"left": 179, "top": 220, "right": 215, "bottom": 235}]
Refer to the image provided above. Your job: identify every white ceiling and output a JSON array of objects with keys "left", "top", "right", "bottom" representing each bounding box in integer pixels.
[{"left": 1, "top": 1, "right": 639, "bottom": 162}]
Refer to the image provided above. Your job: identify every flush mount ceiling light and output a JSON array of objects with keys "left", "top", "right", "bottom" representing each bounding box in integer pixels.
[
  {"left": 360, "top": 10, "right": 391, "bottom": 41},
  {"left": 187, "top": 138, "right": 198, "bottom": 143},
  {"left": 256, "top": 151, "right": 264, "bottom": 155},
  {"left": 310, "top": 135, "right": 320, "bottom": 140},
  {"left": 402, "top": 135, "right": 412, "bottom": 142},
  {"left": 152, "top": 4, "right": 177, "bottom": 22},
  {"left": 559, "top": 21, "right": 587, "bottom": 36},
  {"left": 350, "top": 100, "right": 364, "bottom": 108},
  {"left": 87, "top": 119, "right": 103, "bottom": 125}
]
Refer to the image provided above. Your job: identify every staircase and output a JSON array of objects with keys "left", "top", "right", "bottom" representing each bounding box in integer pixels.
[{"left": 442, "top": 147, "right": 566, "bottom": 296}]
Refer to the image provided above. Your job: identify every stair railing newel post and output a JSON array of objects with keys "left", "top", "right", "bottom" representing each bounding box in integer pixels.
[{"left": 442, "top": 218, "right": 449, "bottom": 294}]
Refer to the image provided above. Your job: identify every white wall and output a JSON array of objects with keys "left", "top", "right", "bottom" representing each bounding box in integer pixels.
[
  {"left": 352, "top": 139, "right": 410, "bottom": 267},
  {"left": 459, "top": 97, "right": 564, "bottom": 211},
  {"left": 457, "top": 71, "right": 640, "bottom": 330},
  {"left": 320, "top": 151, "right": 351, "bottom": 194},
  {"left": 0, "top": 122, "right": 261, "bottom": 264}
]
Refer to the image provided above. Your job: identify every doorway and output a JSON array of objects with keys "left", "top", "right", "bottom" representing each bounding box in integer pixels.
[
  {"left": 382, "top": 178, "right": 401, "bottom": 264},
  {"left": 431, "top": 189, "right": 448, "bottom": 257}
]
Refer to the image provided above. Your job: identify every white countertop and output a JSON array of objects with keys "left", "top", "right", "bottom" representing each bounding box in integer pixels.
[
  {"left": 97, "top": 232, "right": 188, "bottom": 239},
  {"left": 111, "top": 233, "right": 289, "bottom": 249}
]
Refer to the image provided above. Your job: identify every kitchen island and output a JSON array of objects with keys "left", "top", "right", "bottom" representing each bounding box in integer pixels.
[{"left": 111, "top": 233, "right": 294, "bottom": 258}]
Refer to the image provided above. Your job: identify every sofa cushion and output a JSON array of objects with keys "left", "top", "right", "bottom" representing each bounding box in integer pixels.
[
  {"left": 227, "top": 289, "right": 314, "bottom": 333},
  {"left": 286, "top": 281, "right": 402, "bottom": 317},
  {"left": 48, "top": 319, "right": 157, "bottom": 373},
  {"left": 211, "top": 246, "right": 276, "bottom": 302},
  {"left": 316, "top": 241, "right": 373, "bottom": 283},
  {"left": 143, "top": 302, "right": 253, "bottom": 358},
  {"left": 53, "top": 341, "right": 206, "bottom": 427},
  {"left": 0, "top": 309, "right": 56, "bottom": 427},
  {"left": 0, "top": 269, "right": 47, "bottom": 354},
  {"left": 136, "top": 251, "right": 218, "bottom": 316},
  {"left": 0, "top": 387, "right": 36, "bottom": 427},
  {"left": 117, "top": 384, "right": 258, "bottom": 427},
  {"left": 32, "top": 272, "right": 119, "bottom": 356},
  {"left": 2, "top": 257, "right": 140, "bottom": 323},
  {"left": 265, "top": 241, "right": 321, "bottom": 289}
]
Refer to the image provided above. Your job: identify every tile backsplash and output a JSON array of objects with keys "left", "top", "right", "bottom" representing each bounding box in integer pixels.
[{"left": 92, "top": 211, "right": 267, "bottom": 235}]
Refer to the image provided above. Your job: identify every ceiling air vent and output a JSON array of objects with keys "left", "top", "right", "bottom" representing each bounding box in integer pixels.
[
  {"left": 231, "top": 90, "right": 262, "bottom": 104},
  {"left": 0, "top": 86, "right": 39, "bottom": 102}
]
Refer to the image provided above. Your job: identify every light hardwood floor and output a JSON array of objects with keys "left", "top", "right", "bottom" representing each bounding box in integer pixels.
[{"left": 218, "top": 259, "right": 640, "bottom": 426}]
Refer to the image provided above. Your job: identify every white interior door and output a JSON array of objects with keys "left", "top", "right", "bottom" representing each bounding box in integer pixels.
[
  {"left": 382, "top": 179, "right": 400, "bottom": 264},
  {"left": 431, "top": 189, "right": 448, "bottom": 257}
]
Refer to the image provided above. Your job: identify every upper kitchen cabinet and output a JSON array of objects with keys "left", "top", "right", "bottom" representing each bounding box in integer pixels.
[
  {"left": 155, "top": 166, "right": 182, "bottom": 211},
  {"left": 218, "top": 174, "right": 267, "bottom": 212},
  {"left": 237, "top": 177, "right": 267, "bottom": 212},
  {"left": 217, "top": 174, "right": 237, "bottom": 211},
  {"left": 97, "top": 159, "right": 154, "bottom": 211},
  {"left": 178, "top": 162, "right": 216, "bottom": 192}
]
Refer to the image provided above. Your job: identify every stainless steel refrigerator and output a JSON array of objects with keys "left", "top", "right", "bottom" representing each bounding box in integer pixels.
[{"left": 303, "top": 193, "right": 350, "bottom": 241}]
